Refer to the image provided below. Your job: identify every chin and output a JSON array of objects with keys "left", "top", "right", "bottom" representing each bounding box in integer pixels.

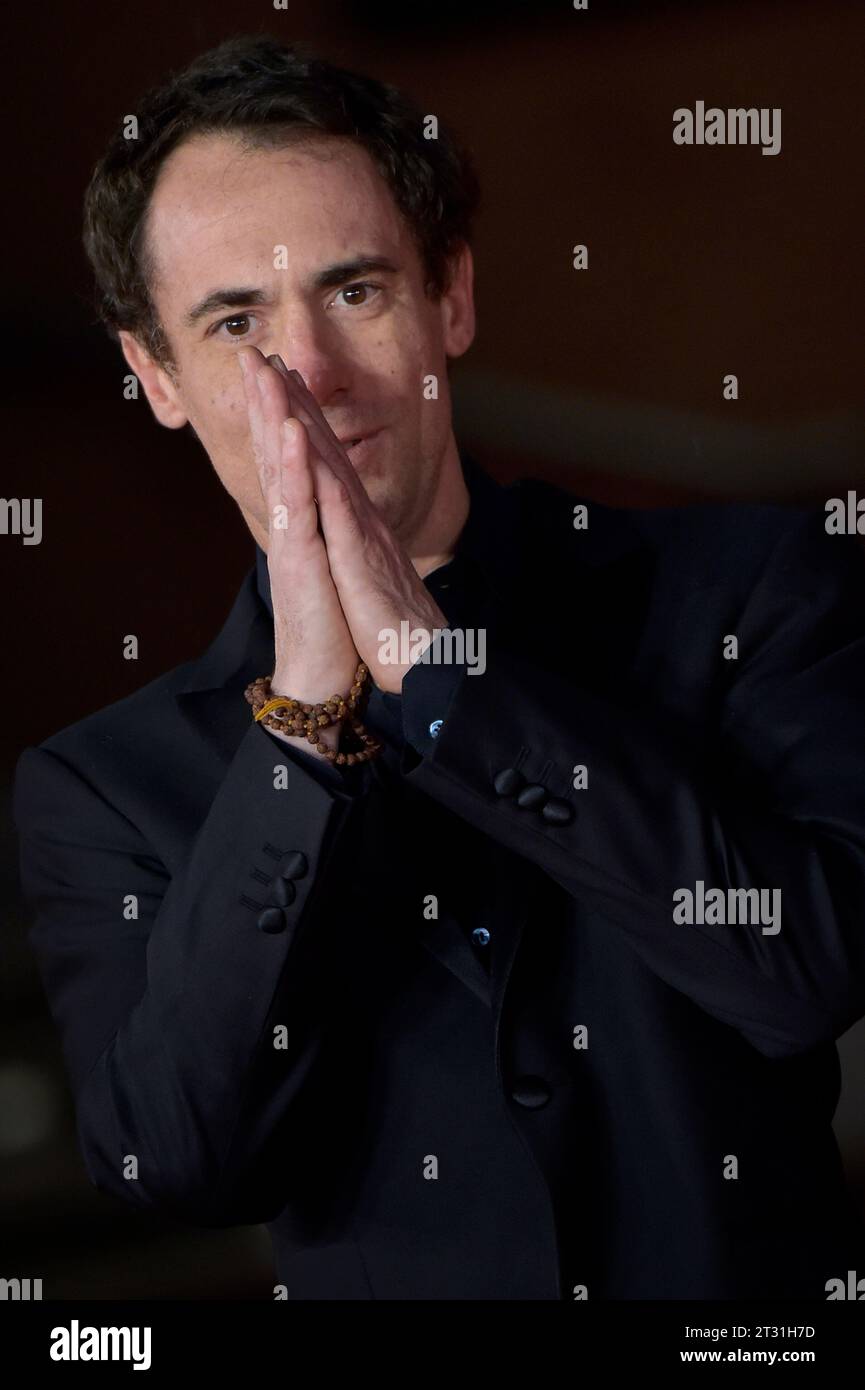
[{"left": 364, "top": 476, "right": 410, "bottom": 535}]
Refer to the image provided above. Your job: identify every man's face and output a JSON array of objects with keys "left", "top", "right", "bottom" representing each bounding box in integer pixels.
[{"left": 124, "top": 132, "right": 474, "bottom": 547}]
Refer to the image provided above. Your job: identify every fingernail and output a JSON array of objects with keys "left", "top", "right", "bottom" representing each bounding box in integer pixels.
[
  {"left": 238, "top": 353, "right": 249, "bottom": 377},
  {"left": 267, "top": 353, "right": 290, "bottom": 378}
]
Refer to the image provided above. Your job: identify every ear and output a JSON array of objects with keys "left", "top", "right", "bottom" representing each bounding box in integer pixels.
[
  {"left": 118, "top": 330, "right": 189, "bottom": 429},
  {"left": 439, "top": 242, "right": 476, "bottom": 360}
]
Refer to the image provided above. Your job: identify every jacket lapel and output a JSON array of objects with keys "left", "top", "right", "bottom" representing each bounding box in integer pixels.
[{"left": 175, "top": 572, "right": 275, "bottom": 767}]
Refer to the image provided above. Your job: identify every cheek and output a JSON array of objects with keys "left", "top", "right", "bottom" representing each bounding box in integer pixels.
[
  {"left": 187, "top": 380, "right": 257, "bottom": 489},
  {"left": 370, "top": 314, "right": 429, "bottom": 379},
  {"left": 192, "top": 378, "right": 248, "bottom": 447},
  {"left": 223, "top": 397, "right": 250, "bottom": 452}
]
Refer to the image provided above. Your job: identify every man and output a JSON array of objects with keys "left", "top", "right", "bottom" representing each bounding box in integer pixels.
[{"left": 13, "top": 34, "right": 865, "bottom": 1300}]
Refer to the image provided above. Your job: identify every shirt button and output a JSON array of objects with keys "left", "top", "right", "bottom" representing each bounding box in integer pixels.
[
  {"left": 429, "top": 719, "right": 443, "bottom": 738},
  {"left": 471, "top": 926, "right": 490, "bottom": 947}
]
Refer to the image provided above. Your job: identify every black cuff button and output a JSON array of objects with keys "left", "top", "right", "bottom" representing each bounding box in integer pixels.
[
  {"left": 281, "top": 851, "right": 308, "bottom": 880},
  {"left": 516, "top": 783, "right": 548, "bottom": 811},
  {"left": 273, "top": 877, "right": 297, "bottom": 907},
  {"left": 257, "top": 907, "right": 287, "bottom": 934},
  {"left": 493, "top": 768, "right": 525, "bottom": 796}
]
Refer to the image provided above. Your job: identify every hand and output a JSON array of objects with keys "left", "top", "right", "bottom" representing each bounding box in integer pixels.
[
  {"left": 267, "top": 366, "right": 449, "bottom": 695},
  {"left": 239, "top": 349, "right": 360, "bottom": 753}
]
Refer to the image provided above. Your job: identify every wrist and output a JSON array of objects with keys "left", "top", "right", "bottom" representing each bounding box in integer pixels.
[
  {"left": 271, "top": 667, "right": 357, "bottom": 706},
  {"left": 266, "top": 722, "right": 342, "bottom": 754}
]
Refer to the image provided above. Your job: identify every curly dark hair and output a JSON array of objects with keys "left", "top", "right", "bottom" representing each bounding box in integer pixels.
[{"left": 82, "top": 33, "right": 481, "bottom": 371}]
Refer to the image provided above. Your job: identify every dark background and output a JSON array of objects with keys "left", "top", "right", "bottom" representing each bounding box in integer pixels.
[{"left": 2, "top": 0, "right": 863, "bottom": 1297}]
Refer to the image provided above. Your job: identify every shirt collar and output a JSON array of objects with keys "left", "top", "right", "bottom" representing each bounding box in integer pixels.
[{"left": 255, "top": 449, "right": 521, "bottom": 619}]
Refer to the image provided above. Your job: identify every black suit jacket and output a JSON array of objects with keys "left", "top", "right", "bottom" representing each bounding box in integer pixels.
[{"left": 13, "top": 458, "right": 865, "bottom": 1299}]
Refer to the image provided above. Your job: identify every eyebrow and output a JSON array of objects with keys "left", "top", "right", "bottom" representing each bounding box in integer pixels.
[{"left": 182, "top": 255, "right": 402, "bottom": 328}]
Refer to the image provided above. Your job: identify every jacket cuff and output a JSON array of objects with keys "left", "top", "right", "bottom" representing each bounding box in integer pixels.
[
  {"left": 401, "top": 642, "right": 467, "bottom": 756},
  {"left": 261, "top": 725, "right": 372, "bottom": 797}
]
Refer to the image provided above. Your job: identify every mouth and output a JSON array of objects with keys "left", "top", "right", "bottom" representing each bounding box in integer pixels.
[{"left": 340, "top": 428, "right": 383, "bottom": 463}]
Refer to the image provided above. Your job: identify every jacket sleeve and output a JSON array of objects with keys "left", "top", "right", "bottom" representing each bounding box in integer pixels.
[
  {"left": 401, "top": 510, "right": 865, "bottom": 1060},
  {"left": 13, "top": 718, "right": 370, "bottom": 1226}
]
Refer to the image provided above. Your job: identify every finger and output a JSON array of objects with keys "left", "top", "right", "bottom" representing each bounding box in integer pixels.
[
  {"left": 239, "top": 350, "right": 317, "bottom": 548},
  {"left": 261, "top": 355, "right": 358, "bottom": 499},
  {"left": 256, "top": 358, "right": 296, "bottom": 495},
  {"left": 276, "top": 417, "right": 321, "bottom": 549},
  {"left": 254, "top": 354, "right": 335, "bottom": 504},
  {"left": 280, "top": 370, "right": 368, "bottom": 504},
  {"left": 284, "top": 368, "right": 353, "bottom": 473},
  {"left": 239, "top": 351, "right": 276, "bottom": 496},
  {"left": 303, "top": 426, "right": 367, "bottom": 560},
  {"left": 245, "top": 351, "right": 365, "bottom": 531},
  {"left": 266, "top": 352, "right": 291, "bottom": 381}
]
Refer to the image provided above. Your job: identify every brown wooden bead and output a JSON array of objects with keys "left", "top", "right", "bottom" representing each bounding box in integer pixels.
[{"left": 246, "top": 662, "right": 382, "bottom": 762}]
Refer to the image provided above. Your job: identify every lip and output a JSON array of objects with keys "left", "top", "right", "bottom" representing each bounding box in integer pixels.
[
  {"left": 338, "top": 428, "right": 382, "bottom": 449},
  {"left": 341, "top": 429, "right": 384, "bottom": 465}
]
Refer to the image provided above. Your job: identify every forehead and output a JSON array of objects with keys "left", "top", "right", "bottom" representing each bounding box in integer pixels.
[{"left": 144, "top": 132, "right": 411, "bottom": 301}]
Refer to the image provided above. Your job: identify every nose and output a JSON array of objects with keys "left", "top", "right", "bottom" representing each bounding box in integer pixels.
[{"left": 269, "top": 309, "right": 350, "bottom": 412}]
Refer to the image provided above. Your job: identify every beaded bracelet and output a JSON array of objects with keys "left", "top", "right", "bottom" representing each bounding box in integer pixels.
[{"left": 244, "top": 661, "right": 384, "bottom": 765}]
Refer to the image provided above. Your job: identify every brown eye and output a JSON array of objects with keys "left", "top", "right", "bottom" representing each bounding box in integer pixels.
[
  {"left": 224, "top": 315, "right": 250, "bottom": 336},
  {"left": 342, "top": 285, "right": 369, "bottom": 305}
]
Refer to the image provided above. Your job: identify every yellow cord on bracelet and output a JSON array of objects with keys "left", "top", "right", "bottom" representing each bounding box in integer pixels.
[{"left": 254, "top": 697, "right": 300, "bottom": 721}]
